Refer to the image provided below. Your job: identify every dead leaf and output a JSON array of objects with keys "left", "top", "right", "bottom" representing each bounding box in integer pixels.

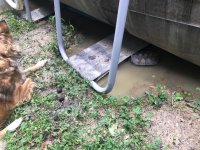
[{"left": 41, "top": 140, "right": 52, "bottom": 150}]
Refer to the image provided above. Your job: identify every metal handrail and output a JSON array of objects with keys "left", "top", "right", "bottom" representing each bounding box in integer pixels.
[
  {"left": 24, "top": 0, "right": 32, "bottom": 21},
  {"left": 53, "top": 0, "right": 130, "bottom": 93},
  {"left": 54, "top": 0, "right": 69, "bottom": 61}
]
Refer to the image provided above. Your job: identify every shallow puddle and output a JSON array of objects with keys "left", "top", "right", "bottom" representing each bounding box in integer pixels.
[
  {"left": 62, "top": 7, "right": 200, "bottom": 98},
  {"left": 99, "top": 50, "right": 200, "bottom": 98}
]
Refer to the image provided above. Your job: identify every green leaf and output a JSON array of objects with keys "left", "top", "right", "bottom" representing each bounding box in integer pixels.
[
  {"left": 175, "top": 92, "right": 183, "bottom": 101},
  {"left": 133, "top": 106, "right": 142, "bottom": 115},
  {"left": 196, "top": 87, "right": 200, "bottom": 91}
]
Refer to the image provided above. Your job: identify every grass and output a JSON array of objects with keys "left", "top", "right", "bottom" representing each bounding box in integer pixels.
[
  {"left": 1, "top": 11, "right": 36, "bottom": 38},
  {"left": 1, "top": 12, "right": 199, "bottom": 150},
  {"left": 2, "top": 13, "right": 153, "bottom": 149},
  {"left": 2, "top": 15, "right": 154, "bottom": 148},
  {"left": 146, "top": 84, "right": 168, "bottom": 108},
  {"left": 48, "top": 15, "right": 79, "bottom": 50}
]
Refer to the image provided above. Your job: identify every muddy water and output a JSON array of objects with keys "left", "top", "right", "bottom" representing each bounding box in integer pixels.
[
  {"left": 62, "top": 7, "right": 200, "bottom": 98},
  {"left": 99, "top": 50, "right": 200, "bottom": 98}
]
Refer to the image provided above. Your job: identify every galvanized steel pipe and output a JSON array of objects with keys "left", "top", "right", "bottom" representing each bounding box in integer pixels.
[
  {"left": 54, "top": 0, "right": 69, "bottom": 62},
  {"left": 90, "top": 0, "right": 130, "bottom": 93},
  {"left": 24, "top": 0, "right": 32, "bottom": 21},
  {"left": 53, "top": 0, "right": 130, "bottom": 93}
]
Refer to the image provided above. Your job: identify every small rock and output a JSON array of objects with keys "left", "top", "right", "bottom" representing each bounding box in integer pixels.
[
  {"left": 53, "top": 116, "right": 59, "bottom": 122},
  {"left": 57, "top": 87, "right": 62, "bottom": 93},
  {"left": 58, "top": 96, "right": 65, "bottom": 102}
]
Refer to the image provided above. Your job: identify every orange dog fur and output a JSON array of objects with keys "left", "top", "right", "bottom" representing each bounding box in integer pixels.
[{"left": 0, "top": 20, "right": 46, "bottom": 132}]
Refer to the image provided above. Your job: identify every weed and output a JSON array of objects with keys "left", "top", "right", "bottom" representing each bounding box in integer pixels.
[
  {"left": 193, "top": 100, "right": 200, "bottom": 110},
  {"left": 49, "top": 15, "right": 81, "bottom": 50},
  {"left": 147, "top": 138, "right": 164, "bottom": 150},
  {"left": 48, "top": 16, "right": 56, "bottom": 27},
  {"left": 146, "top": 84, "right": 168, "bottom": 108},
  {"left": 3, "top": 11, "right": 35, "bottom": 37},
  {"left": 1, "top": 13, "right": 177, "bottom": 150},
  {"left": 174, "top": 92, "right": 183, "bottom": 101},
  {"left": 47, "top": 40, "right": 59, "bottom": 54},
  {"left": 89, "top": 111, "right": 98, "bottom": 119}
]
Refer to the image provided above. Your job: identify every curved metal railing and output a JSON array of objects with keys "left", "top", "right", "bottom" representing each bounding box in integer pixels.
[{"left": 53, "top": 0, "right": 130, "bottom": 93}]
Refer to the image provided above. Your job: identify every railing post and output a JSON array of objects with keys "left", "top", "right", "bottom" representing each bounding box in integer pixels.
[
  {"left": 90, "top": 0, "right": 130, "bottom": 93},
  {"left": 54, "top": 0, "right": 69, "bottom": 61},
  {"left": 53, "top": 0, "right": 130, "bottom": 93},
  {"left": 24, "top": 0, "right": 32, "bottom": 21}
]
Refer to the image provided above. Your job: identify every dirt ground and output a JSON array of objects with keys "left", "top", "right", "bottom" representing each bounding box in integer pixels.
[
  {"left": 147, "top": 105, "right": 200, "bottom": 150},
  {"left": 1, "top": 11, "right": 200, "bottom": 149},
  {"left": 15, "top": 20, "right": 53, "bottom": 57},
  {"left": 20, "top": 20, "right": 200, "bottom": 150}
]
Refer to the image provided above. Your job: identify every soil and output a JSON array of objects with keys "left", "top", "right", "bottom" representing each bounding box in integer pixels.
[
  {"left": 15, "top": 20, "right": 53, "bottom": 58},
  {"left": 21, "top": 19, "right": 200, "bottom": 150},
  {"left": 1, "top": 11, "right": 200, "bottom": 150},
  {"left": 147, "top": 105, "right": 200, "bottom": 150}
]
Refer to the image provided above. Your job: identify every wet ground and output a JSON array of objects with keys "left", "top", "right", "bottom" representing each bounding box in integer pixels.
[
  {"left": 61, "top": 7, "right": 200, "bottom": 99},
  {"left": 61, "top": 8, "right": 200, "bottom": 149},
  {"left": 100, "top": 50, "right": 200, "bottom": 98},
  {"left": 1, "top": 3, "right": 199, "bottom": 149}
]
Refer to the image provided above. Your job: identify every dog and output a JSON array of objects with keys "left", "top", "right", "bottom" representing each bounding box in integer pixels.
[{"left": 0, "top": 20, "right": 47, "bottom": 138}]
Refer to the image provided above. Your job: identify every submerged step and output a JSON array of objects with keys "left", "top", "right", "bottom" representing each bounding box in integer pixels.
[{"left": 68, "top": 34, "right": 148, "bottom": 81}]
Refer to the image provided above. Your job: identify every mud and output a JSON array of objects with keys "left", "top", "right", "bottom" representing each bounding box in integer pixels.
[
  {"left": 1, "top": 6, "right": 199, "bottom": 149},
  {"left": 99, "top": 48, "right": 200, "bottom": 98},
  {"left": 61, "top": 8, "right": 200, "bottom": 149},
  {"left": 61, "top": 7, "right": 200, "bottom": 99}
]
